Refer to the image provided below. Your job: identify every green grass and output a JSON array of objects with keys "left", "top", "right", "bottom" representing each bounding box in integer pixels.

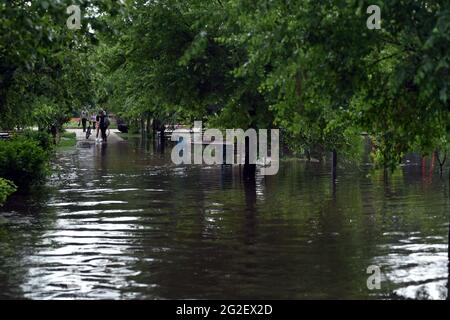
[
  {"left": 64, "top": 119, "right": 118, "bottom": 130},
  {"left": 63, "top": 119, "right": 81, "bottom": 129},
  {"left": 57, "top": 131, "right": 76, "bottom": 150}
]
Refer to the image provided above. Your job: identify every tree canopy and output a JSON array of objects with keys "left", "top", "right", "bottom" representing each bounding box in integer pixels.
[{"left": 2, "top": 0, "right": 450, "bottom": 170}]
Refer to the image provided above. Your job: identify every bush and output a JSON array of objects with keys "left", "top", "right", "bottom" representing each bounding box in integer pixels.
[
  {"left": 21, "top": 130, "right": 54, "bottom": 153},
  {"left": 0, "top": 178, "right": 16, "bottom": 205},
  {"left": 0, "top": 138, "right": 50, "bottom": 190}
]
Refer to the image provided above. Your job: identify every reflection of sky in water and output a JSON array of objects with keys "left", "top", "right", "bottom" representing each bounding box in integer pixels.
[
  {"left": 21, "top": 202, "right": 147, "bottom": 299},
  {"left": 373, "top": 232, "right": 448, "bottom": 300}
]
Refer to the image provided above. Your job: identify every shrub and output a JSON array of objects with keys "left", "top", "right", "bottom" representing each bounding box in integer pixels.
[
  {"left": 0, "top": 178, "right": 17, "bottom": 205},
  {"left": 21, "top": 130, "right": 54, "bottom": 153},
  {"left": 0, "top": 138, "right": 50, "bottom": 190}
]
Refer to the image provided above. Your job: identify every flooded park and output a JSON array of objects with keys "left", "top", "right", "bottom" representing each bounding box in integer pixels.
[
  {"left": 0, "top": 133, "right": 448, "bottom": 299},
  {"left": 2, "top": 1, "right": 450, "bottom": 302}
]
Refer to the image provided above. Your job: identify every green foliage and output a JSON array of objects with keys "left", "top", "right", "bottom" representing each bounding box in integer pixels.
[
  {"left": 344, "top": 0, "right": 450, "bottom": 169},
  {"left": 22, "top": 130, "right": 54, "bottom": 153},
  {"left": 0, "top": 137, "right": 50, "bottom": 190},
  {"left": 94, "top": 0, "right": 369, "bottom": 160},
  {"left": 0, "top": 0, "right": 123, "bottom": 130},
  {"left": 96, "top": 0, "right": 273, "bottom": 134},
  {"left": 0, "top": 178, "right": 16, "bottom": 206},
  {"left": 3, "top": 0, "right": 450, "bottom": 170}
]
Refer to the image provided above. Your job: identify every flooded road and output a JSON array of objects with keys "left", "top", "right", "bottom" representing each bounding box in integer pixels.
[{"left": 0, "top": 138, "right": 449, "bottom": 299}]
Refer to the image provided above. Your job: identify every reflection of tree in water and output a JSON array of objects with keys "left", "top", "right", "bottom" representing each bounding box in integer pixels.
[
  {"left": 2, "top": 139, "right": 450, "bottom": 299},
  {"left": 448, "top": 223, "right": 450, "bottom": 300},
  {"left": 243, "top": 176, "right": 257, "bottom": 246},
  {"left": 100, "top": 143, "right": 108, "bottom": 174}
]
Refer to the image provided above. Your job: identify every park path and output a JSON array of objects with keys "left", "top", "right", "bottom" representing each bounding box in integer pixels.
[{"left": 66, "top": 128, "right": 124, "bottom": 144}]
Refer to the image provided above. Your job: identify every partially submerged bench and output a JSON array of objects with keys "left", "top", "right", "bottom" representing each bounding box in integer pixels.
[{"left": 0, "top": 132, "right": 12, "bottom": 140}]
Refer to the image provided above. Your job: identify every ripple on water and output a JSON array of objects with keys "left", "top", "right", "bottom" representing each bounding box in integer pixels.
[
  {"left": 373, "top": 239, "right": 449, "bottom": 300},
  {"left": 48, "top": 201, "right": 128, "bottom": 207},
  {"left": 1, "top": 143, "right": 449, "bottom": 299}
]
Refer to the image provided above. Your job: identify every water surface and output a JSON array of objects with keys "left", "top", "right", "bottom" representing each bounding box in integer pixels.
[{"left": 0, "top": 139, "right": 448, "bottom": 299}]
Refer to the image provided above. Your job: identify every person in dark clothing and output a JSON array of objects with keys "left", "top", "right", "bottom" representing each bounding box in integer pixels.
[
  {"left": 98, "top": 110, "right": 108, "bottom": 142},
  {"left": 49, "top": 123, "right": 58, "bottom": 144},
  {"left": 80, "top": 108, "right": 88, "bottom": 132},
  {"left": 95, "top": 110, "right": 101, "bottom": 141}
]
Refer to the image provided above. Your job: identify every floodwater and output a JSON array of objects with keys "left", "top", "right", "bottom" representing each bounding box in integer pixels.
[{"left": 0, "top": 138, "right": 449, "bottom": 299}]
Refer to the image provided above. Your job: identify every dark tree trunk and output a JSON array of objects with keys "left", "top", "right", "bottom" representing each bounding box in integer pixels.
[
  {"left": 243, "top": 135, "right": 256, "bottom": 180},
  {"left": 160, "top": 123, "right": 165, "bottom": 143},
  {"left": 436, "top": 151, "right": 446, "bottom": 177},
  {"left": 152, "top": 118, "right": 159, "bottom": 135},
  {"left": 146, "top": 113, "right": 152, "bottom": 137},
  {"left": 331, "top": 150, "right": 337, "bottom": 181},
  {"left": 157, "top": 122, "right": 165, "bottom": 153},
  {"left": 140, "top": 116, "right": 145, "bottom": 136},
  {"left": 448, "top": 167, "right": 450, "bottom": 189},
  {"left": 0, "top": 64, "right": 16, "bottom": 116}
]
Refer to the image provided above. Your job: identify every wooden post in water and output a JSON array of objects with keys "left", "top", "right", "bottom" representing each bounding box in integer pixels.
[
  {"left": 222, "top": 142, "right": 227, "bottom": 166},
  {"left": 243, "top": 136, "right": 256, "bottom": 180}
]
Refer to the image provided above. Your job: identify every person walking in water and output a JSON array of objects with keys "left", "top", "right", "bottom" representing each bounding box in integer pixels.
[
  {"left": 96, "top": 109, "right": 109, "bottom": 143},
  {"left": 95, "top": 110, "right": 101, "bottom": 142},
  {"left": 80, "top": 108, "right": 88, "bottom": 132}
]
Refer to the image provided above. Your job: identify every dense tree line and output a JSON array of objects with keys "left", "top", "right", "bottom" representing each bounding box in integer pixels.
[
  {"left": 95, "top": 0, "right": 450, "bottom": 170},
  {"left": 0, "top": 0, "right": 122, "bottom": 200},
  {"left": 1, "top": 0, "right": 450, "bottom": 202}
]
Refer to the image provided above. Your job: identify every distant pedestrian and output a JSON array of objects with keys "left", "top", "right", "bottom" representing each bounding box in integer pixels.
[
  {"left": 102, "top": 110, "right": 110, "bottom": 142},
  {"left": 95, "top": 110, "right": 101, "bottom": 141},
  {"left": 96, "top": 109, "right": 109, "bottom": 143},
  {"left": 49, "top": 123, "right": 57, "bottom": 144},
  {"left": 80, "top": 108, "right": 88, "bottom": 132}
]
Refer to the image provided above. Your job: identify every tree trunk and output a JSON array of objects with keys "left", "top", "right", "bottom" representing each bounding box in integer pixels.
[
  {"left": 243, "top": 135, "right": 256, "bottom": 180},
  {"left": 160, "top": 123, "right": 165, "bottom": 142},
  {"left": 152, "top": 118, "right": 159, "bottom": 136},
  {"left": 331, "top": 150, "right": 337, "bottom": 181},
  {"left": 152, "top": 119, "right": 164, "bottom": 151},
  {"left": 436, "top": 151, "right": 446, "bottom": 177},
  {"left": 140, "top": 115, "right": 145, "bottom": 136},
  {"left": 146, "top": 113, "right": 152, "bottom": 137}
]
